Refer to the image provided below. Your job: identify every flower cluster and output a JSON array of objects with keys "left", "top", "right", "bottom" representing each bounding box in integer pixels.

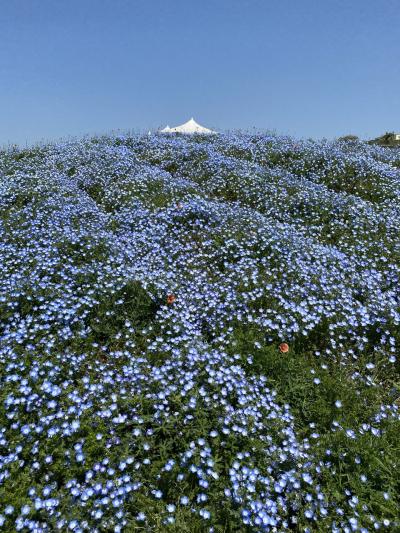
[{"left": 0, "top": 131, "right": 399, "bottom": 531}]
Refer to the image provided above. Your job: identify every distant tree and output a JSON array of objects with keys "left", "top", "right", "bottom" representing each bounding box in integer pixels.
[
  {"left": 338, "top": 134, "right": 359, "bottom": 142},
  {"left": 368, "top": 132, "right": 400, "bottom": 147}
]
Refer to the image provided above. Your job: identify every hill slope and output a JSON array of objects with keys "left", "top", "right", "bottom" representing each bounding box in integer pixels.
[{"left": 1, "top": 132, "right": 400, "bottom": 532}]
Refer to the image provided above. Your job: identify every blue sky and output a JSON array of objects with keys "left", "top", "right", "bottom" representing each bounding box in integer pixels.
[{"left": 1, "top": 0, "right": 399, "bottom": 145}]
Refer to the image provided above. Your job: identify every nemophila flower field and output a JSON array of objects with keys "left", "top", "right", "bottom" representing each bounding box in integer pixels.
[{"left": 0, "top": 131, "right": 400, "bottom": 532}]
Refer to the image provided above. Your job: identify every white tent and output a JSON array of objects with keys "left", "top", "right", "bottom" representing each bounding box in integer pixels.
[{"left": 160, "top": 118, "right": 216, "bottom": 134}]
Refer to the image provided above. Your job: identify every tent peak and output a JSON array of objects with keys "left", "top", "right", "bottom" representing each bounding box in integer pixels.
[{"left": 160, "top": 118, "right": 216, "bottom": 135}]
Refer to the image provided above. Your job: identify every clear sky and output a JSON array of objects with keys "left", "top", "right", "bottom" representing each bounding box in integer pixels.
[{"left": 1, "top": 0, "right": 399, "bottom": 146}]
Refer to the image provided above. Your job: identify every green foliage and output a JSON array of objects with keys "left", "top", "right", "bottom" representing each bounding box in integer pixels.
[
  {"left": 368, "top": 132, "right": 400, "bottom": 147},
  {"left": 338, "top": 135, "right": 359, "bottom": 142},
  {"left": 227, "top": 321, "right": 400, "bottom": 529},
  {"left": 84, "top": 280, "right": 160, "bottom": 347}
]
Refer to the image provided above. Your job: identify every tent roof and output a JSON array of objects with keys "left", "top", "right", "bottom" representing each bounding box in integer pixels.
[{"left": 160, "top": 118, "right": 216, "bottom": 134}]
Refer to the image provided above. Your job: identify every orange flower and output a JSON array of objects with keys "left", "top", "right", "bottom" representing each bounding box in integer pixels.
[
  {"left": 176, "top": 202, "right": 183, "bottom": 209},
  {"left": 279, "top": 342, "right": 289, "bottom": 353},
  {"left": 167, "top": 294, "right": 176, "bottom": 304}
]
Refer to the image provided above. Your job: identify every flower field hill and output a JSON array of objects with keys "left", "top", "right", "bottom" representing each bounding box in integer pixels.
[{"left": 0, "top": 132, "right": 400, "bottom": 532}]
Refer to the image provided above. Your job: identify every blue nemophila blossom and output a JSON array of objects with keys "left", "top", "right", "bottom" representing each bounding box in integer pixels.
[{"left": 0, "top": 132, "right": 399, "bottom": 531}]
